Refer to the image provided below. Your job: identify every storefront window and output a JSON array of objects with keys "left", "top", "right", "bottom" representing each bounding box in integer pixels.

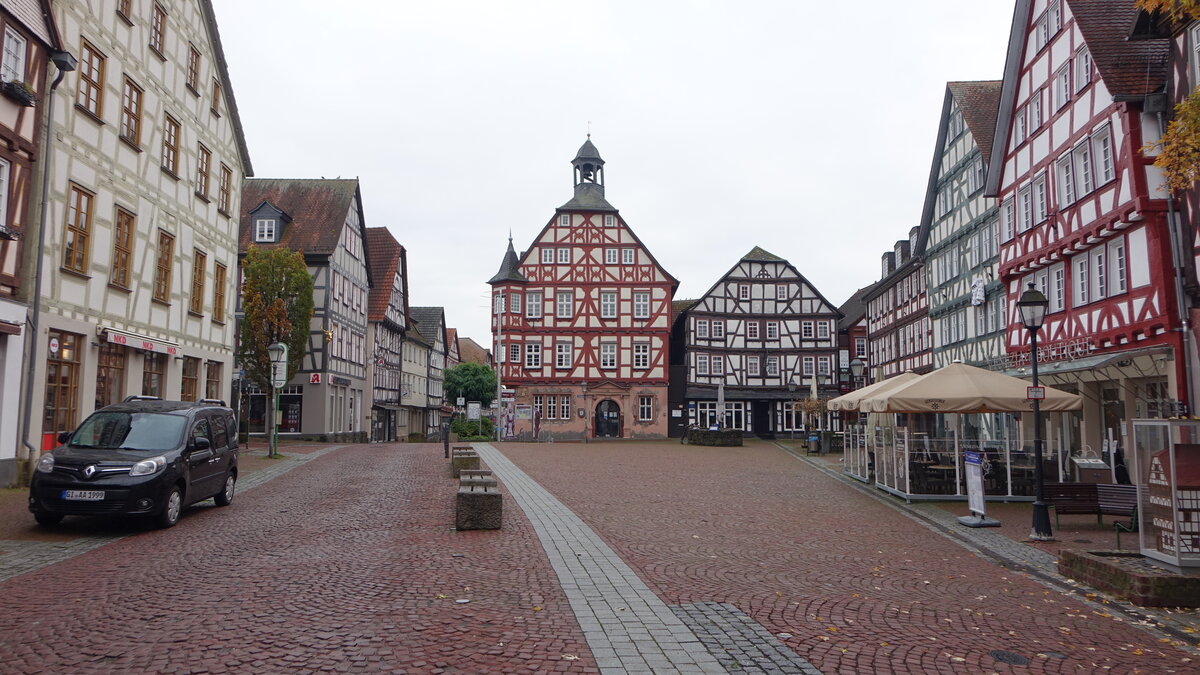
[
  {"left": 143, "top": 352, "right": 165, "bottom": 397},
  {"left": 44, "top": 330, "right": 82, "bottom": 445},
  {"left": 96, "top": 342, "right": 126, "bottom": 408}
]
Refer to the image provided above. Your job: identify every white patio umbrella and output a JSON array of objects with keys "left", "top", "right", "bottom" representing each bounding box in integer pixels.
[
  {"left": 859, "top": 362, "right": 1082, "bottom": 413},
  {"left": 827, "top": 371, "right": 923, "bottom": 411}
]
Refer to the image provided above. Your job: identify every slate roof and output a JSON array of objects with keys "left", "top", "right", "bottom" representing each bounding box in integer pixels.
[
  {"left": 671, "top": 299, "right": 698, "bottom": 323},
  {"left": 837, "top": 285, "right": 874, "bottom": 331},
  {"left": 488, "top": 238, "right": 528, "bottom": 284},
  {"left": 364, "top": 227, "right": 404, "bottom": 323},
  {"left": 410, "top": 307, "right": 445, "bottom": 348},
  {"left": 739, "top": 246, "right": 785, "bottom": 263},
  {"left": 573, "top": 138, "right": 604, "bottom": 163},
  {"left": 559, "top": 183, "right": 617, "bottom": 212},
  {"left": 239, "top": 179, "right": 359, "bottom": 255},
  {"left": 1069, "top": 0, "right": 1170, "bottom": 98},
  {"left": 947, "top": 81, "right": 1002, "bottom": 165},
  {"left": 3, "top": 0, "right": 57, "bottom": 46}
]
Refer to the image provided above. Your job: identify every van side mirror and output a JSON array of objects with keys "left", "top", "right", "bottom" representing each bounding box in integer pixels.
[
  {"left": 57, "top": 431, "right": 71, "bottom": 444},
  {"left": 191, "top": 436, "right": 211, "bottom": 451}
]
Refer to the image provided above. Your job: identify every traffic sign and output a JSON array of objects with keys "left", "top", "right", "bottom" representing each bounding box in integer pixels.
[{"left": 1027, "top": 386, "right": 1046, "bottom": 400}]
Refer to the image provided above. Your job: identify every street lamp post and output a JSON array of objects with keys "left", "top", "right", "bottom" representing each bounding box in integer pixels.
[
  {"left": 1017, "top": 282, "right": 1053, "bottom": 541},
  {"left": 788, "top": 376, "right": 797, "bottom": 443},
  {"left": 849, "top": 358, "right": 865, "bottom": 387},
  {"left": 267, "top": 342, "right": 288, "bottom": 459}
]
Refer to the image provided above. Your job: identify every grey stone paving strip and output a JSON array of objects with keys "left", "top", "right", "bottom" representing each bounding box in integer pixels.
[
  {"left": 0, "top": 444, "right": 347, "bottom": 583},
  {"left": 474, "top": 443, "right": 735, "bottom": 675},
  {"left": 673, "top": 602, "right": 824, "bottom": 675},
  {"left": 777, "top": 444, "right": 1200, "bottom": 651}
]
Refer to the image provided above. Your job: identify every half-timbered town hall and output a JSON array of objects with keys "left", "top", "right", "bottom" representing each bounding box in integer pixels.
[{"left": 489, "top": 139, "right": 677, "bottom": 440}]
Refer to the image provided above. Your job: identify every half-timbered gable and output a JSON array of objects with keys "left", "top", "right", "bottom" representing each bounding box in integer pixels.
[
  {"left": 366, "top": 226, "right": 409, "bottom": 442},
  {"left": 863, "top": 229, "right": 933, "bottom": 381},
  {"left": 445, "top": 328, "right": 461, "bottom": 367},
  {"left": 924, "top": 81, "right": 1005, "bottom": 369},
  {"left": 23, "top": 0, "right": 252, "bottom": 465},
  {"left": 0, "top": 0, "right": 64, "bottom": 485},
  {"left": 837, "top": 285, "right": 872, "bottom": 394},
  {"left": 411, "top": 306, "right": 446, "bottom": 437},
  {"left": 489, "top": 138, "right": 678, "bottom": 440},
  {"left": 679, "top": 246, "right": 842, "bottom": 436},
  {"left": 985, "top": 0, "right": 1186, "bottom": 453},
  {"left": 239, "top": 178, "right": 372, "bottom": 442}
]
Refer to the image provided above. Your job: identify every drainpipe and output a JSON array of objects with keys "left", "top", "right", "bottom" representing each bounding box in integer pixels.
[{"left": 19, "top": 50, "right": 77, "bottom": 473}]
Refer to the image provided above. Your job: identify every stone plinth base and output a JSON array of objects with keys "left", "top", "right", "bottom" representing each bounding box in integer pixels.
[
  {"left": 456, "top": 486, "right": 502, "bottom": 530},
  {"left": 682, "top": 428, "right": 743, "bottom": 446},
  {"left": 1058, "top": 550, "right": 1200, "bottom": 607}
]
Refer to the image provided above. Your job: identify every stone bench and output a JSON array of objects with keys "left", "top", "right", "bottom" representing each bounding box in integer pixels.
[
  {"left": 455, "top": 484, "right": 502, "bottom": 530},
  {"left": 460, "top": 475, "right": 498, "bottom": 489},
  {"left": 450, "top": 452, "right": 480, "bottom": 477}
]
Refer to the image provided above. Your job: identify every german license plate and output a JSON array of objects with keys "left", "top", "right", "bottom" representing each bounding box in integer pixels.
[{"left": 62, "top": 490, "right": 104, "bottom": 501}]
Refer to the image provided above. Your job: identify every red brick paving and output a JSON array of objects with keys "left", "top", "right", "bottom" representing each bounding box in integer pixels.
[
  {"left": 498, "top": 439, "right": 1197, "bottom": 674},
  {"left": 0, "top": 443, "right": 596, "bottom": 674}
]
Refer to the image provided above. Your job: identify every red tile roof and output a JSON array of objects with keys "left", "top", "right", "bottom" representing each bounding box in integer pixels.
[
  {"left": 365, "top": 227, "right": 403, "bottom": 323},
  {"left": 239, "top": 179, "right": 359, "bottom": 255},
  {"left": 948, "top": 81, "right": 1003, "bottom": 166},
  {"left": 1069, "top": 0, "right": 1170, "bottom": 98}
]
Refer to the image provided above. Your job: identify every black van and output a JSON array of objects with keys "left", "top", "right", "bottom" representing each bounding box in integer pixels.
[{"left": 29, "top": 398, "right": 239, "bottom": 528}]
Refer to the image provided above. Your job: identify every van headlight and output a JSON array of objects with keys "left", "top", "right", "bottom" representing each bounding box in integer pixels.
[
  {"left": 130, "top": 456, "right": 166, "bottom": 476},
  {"left": 35, "top": 454, "right": 54, "bottom": 474}
]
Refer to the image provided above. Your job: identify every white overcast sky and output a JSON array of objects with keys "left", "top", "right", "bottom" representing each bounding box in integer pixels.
[{"left": 210, "top": 0, "right": 1014, "bottom": 344}]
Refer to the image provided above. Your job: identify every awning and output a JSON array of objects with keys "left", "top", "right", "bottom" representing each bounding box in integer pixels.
[
  {"left": 99, "top": 326, "right": 182, "bottom": 356},
  {"left": 0, "top": 320, "right": 20, "bottom": 335},
  {"left": 1000, "top": 345, "right": 1173, "bottom": 385}
]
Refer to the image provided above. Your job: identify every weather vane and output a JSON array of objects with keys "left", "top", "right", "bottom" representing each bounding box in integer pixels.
[{"left": 587, "top": 120, "right": 591, "bottom": 139}]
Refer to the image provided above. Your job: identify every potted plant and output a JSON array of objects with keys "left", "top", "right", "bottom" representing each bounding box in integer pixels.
[{"left": 1, "top": 80, "right": 37, "bottom": 107}]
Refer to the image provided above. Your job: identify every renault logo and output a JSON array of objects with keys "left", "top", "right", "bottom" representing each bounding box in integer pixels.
[{"left": 82, "top": 465, "right": 97, "bottom": 479}]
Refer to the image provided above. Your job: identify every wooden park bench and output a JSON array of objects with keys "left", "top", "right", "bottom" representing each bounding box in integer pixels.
[
  {"left": 1098, "top": 483, "right": 1138, "bottom": 547},
  {"left": 1046, "top": 482, "right": 1138, "bottom": 529}
]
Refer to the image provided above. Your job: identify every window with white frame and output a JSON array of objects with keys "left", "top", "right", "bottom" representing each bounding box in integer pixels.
[
  {"left": 747, "top": 355, "right": 760, "bottom": 376},
  {"left": 1001, "top": 197, "right": 1015, "bottom": 241},
  {"left": 633, "top": 292, "right": 650, "bottom": 319},
  {"left": 559, "top": 214, "right": 569, "bottom": 226},
  {"left": 776, "top": 284, "right": 787, "bottom": 300},
  {"left": 1072, "top": 141, "right": 1093, "bottom": 197},
  {"left": 855, "top": 337, "right": 866, "bottom": 358},
  {"left": 747, "top": 321, "right": 760, "bottom": 340},
  {"left": 802, "top": 321, "right": 814, "bottom": 339},
  {"left": 555, "top": 342, "right": 572, "bottom": 369},
  {"left": 2, "top": 27, "right": 26, "bottom": 83},
  {"left": 605, "top": 215, "right": 615, "bottom": 226},
  {"left": 497, "top": 341, "right": 505, "bottom": 363},
  {"left": 1033, "top": 173, "right": 1048, "bottom": 223},
  {"left": 948, "top": 109, "right": 965, "bottom": 137},
  {"left": 633, "top": 343, "right": 649, "bottom": 369},
  {"left": 255, "top": 218, "right": 275, "bottom": 242},
  {"left": 766, "top": 321, "right": 779, "bottom": 340},
  {"left": 696, "top": 353, "right": 709, "bottom": 376},
  {"left": 1192, "top": 23, "right": 1200, "bottom": 86},
  {"left": 711, "top": 320, "right": 724, "bottom": 338},
  {"left": 1074, "top": 256, "right": 1089, "bottom": 307},
  {"left": 525, "top": 342, "right": 541, "bottom": 368},
  {"left": 1050, "top": 0, "right": 1062, "bottom": 33},
  {"left": 556, "top": 291, "right": 573, "bottom": 318},
  {"left": 1014, "top": 106, "right": 1027, "bottom": 144},
  {"left": 696, "top": 319, "right": 709, "bottom": 338},
  {"left": 710, "top": 355, "right": 724, "bottom": 376},
  {"left": 1050, "top": 262, "right": 1066, "bottom": 312},
  {"left": 534, "top": 395, "right": 544, "bottom": 418},
  {"left": 0, "top": 157, "right": 9, "bottom": 231},
  {"left": 639, "top": 396, "right": 653, "bottom": 421},
  {"left": 557, "top": 248, "right": 570, "bottom": 264},
  {"left": 1054, "top": 64, "right": 1071, "bottom": 110},
  {"left": 541, "top": 247, "right": 554, "bottom": 264},
  {"left": 1074, "top": 47, "right": 1092, "bottom": 92},
  {"left": 818, "top": 356, "right": 831, "bottom": 375},
  {"left": 1090, "top": 246, "right": 1107, "bottom": 303},
  {"left": 766, "top": 356, "right": 779, "bottom": 377},
  {"left": 559, "top": 396, "right": 570, "bottom": 420},
  {"left": 1093, "top": 125, "right": 1114, "bottom": 184},
  {"left": 802, "top": 356, "right": 814, "bottom": 376},
  {"left": 817, "top": 321, "right": 830, "bottom": 339},
  {"left": 738, "top": 284, "right": 749, "bottom": 300},
  {"left": 600, "top": 291, "right": 617, "bottom": 319},
  {"left": 1108, "top": 237, "right": 1127, "bottom": 296},
  {"left": 600, "top": 342, "right": 616, "bottom": 369},
  {"left": 1030, "top": 89, "right": 1043, "bottom": 129},
  {"left": 1034, "top": 9, "right": 1050, "bottom": 50},
  {"left": 1018, "top": 184, "right": 1033, "bottom": 232},
  {"left": 1056, "top": 155, "right": 1075, "bottom": 206},
  {"left": 605, "top": 248, "right": 618, "bottom": 264},
  {"left": 622, "top": 248, "right": 635, "bottom": 264},
  {"left": 526, "top": 291, "right": 543, "bottom": 318},
  {"left": 510, "top": 293, "right": 521, "bottom": 315},
  {"left": 509, "top": 343, "right": 521, "bottom": 363}
]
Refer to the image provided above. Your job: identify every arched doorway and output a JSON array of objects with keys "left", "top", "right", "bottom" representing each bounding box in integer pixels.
[{"left": 595, "top": 399, "right": 621, "bottom": 438}]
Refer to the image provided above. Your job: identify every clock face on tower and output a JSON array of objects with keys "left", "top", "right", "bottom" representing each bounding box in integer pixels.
[{"left": 970, "top": 278, "right": 986, "bottom": 306}]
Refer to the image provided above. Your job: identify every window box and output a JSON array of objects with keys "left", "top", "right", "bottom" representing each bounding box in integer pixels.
[{"left": 1, "top": 81, "right": 36, "bottom": 106}]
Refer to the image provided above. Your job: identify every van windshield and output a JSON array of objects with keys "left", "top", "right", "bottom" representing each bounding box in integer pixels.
[{"left": 70, "top": 412, "right": 186, "bottom": 452}]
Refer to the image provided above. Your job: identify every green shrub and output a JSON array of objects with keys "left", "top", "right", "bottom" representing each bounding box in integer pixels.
[{"left": 451, "top": 415, "right": 493, "bottom": 437}]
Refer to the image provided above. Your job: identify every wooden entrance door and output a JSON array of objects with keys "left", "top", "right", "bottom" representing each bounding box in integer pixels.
[{"left": 595, "top": 400, "right": 621, "bottom": 438}]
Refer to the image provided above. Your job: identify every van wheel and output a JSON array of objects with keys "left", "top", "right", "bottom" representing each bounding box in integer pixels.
[
  {"left": 214, "top": 472, "right": 235, "bottom": 506},
  {"left": 34, "top": 511, "right": 63, "bottom": 526},
  {"left": 156, "top": 486, "right": 182, "bottom": 528}
]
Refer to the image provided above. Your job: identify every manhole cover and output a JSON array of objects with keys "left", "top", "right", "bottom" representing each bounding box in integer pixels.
[{"left": 990, "top": 650, "right": 1030, "bottom": 666}]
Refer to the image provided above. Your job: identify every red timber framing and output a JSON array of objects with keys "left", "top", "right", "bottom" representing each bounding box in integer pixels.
[
  {"left": 489, "top": 139, "right": 678, "bottom": 440},
  {"left": 986, "top": 0, "right": 1191, "bottom": 456}
]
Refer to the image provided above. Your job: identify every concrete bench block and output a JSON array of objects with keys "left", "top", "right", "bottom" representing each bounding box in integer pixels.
[
  {"left": 450, "top": 453, "right": 480, "bottom": 477},
  {"left": 460, "top": 475, "right": 498, "bottom": 489},
  {"left": 456, "top": 486, "right": 502, "bottom": 530}
]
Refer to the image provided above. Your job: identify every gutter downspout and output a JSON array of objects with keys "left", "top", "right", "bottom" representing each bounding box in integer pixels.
[
  {"left": 1158, "top": 107, "right": 1200, "bottom": 412},
  {"left": 19, "top": 51, "right": 76, "bottom": 474}
]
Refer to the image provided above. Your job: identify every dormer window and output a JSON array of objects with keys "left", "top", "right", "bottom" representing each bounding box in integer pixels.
[{"left": 255, "top": 218, "right": 276, "bottom": 242}]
